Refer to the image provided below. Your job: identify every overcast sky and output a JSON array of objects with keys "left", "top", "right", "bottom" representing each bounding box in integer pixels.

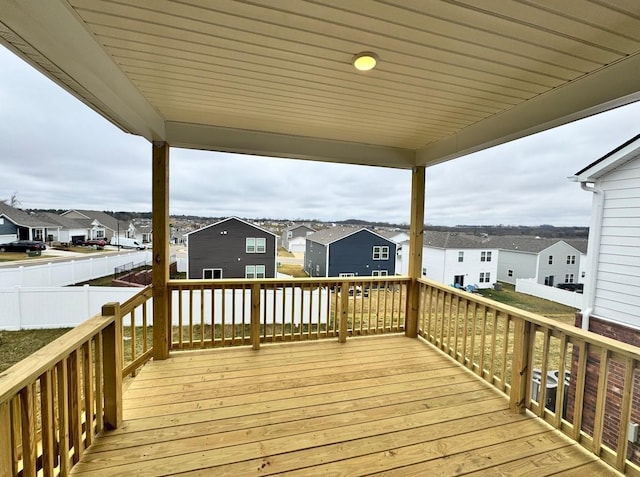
[{"left": 1, "top": 45, "right": 639, "bottom": 227}]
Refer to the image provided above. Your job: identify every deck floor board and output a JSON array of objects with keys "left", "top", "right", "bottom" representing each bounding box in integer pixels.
[{"left": 71, "top": 335, "right": 621, "bottom": 476}]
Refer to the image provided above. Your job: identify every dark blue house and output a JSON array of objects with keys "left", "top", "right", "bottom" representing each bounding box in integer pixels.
[{"left": 304, "top": 227, "right": 396, "bottom": 278}]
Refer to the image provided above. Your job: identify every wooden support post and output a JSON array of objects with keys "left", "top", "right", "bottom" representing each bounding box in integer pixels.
[
  {"left": 339, "top": 281, "right": 349, "bottom": 343},
  {"left": 102, "top": 302, "right": 123, "bottom": 429},
  {"left": 510, "top": 316, "right": 531, "bottom": 414},
  {"left": 152, "top": 142, "right": 171, "bottom": 360},
  {"left": 251, "top": 283, "right": 261, "bottom": 350},
  {"left": 0, "top": 401, "right": 11, "bottom": 477},
  {"left": 406, "top": 166, "right": 425, "bottom": 338}
]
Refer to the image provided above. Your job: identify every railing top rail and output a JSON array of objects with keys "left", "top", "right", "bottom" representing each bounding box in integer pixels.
[
  {"left": 168, "top": 276, "right": 412, "bottom": 287},
  {"left": 418, "top": 278, "right": 640, "bottom": 361},
  {"left": 0, "top": 313, "right": 115, "bottom": 406},
  {"left": 119, "top": 285, "right": 153, "bottom": 315}
]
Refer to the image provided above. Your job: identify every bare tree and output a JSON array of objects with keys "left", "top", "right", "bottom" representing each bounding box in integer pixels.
[{"left": 2, "top": 191, "right": 21, "bottom": 208}]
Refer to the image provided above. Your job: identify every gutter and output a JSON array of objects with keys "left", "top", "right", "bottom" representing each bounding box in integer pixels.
[{"left": 576, "top": 180, "right": 605, "bottom": 331}]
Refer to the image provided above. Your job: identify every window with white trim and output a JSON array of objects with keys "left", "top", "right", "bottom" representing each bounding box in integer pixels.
[
  {"left": 458, "top": 251, "right": 464, "bottom": 262},
  {"left": 566, "top": 255, "right": 576, "bottom": 264},
  {"left": 548, "top": 255, "right": 553, "bottom": 265},
  {"left": 339, "top": 273, "right": 355, "bottom": 277},
  {"left": 481, "top": 251, "right": 492, "bottom": 262},
  {"left": 508, "top": 269, "right": 513, "bottom": 277},
  {"left": 565, "top": 274, "right": 574, "bottom": 283},
  {"left": 245, "top": 265, "right": 266, "bottom": 279},
  {"left": 372, "top": 246, "right": 389, "bottom": 260},
  {"left": 246, "top": 237, "right": 266, "bottom": 253},
  {"left": 372, "top": 270, "right": 388, "bottom": 277},
  {"left": 203, "top": 268, "right": 222, "bottom": 279},
  {"left": 479, "top": 272, "right": 490, "bottom": 283}
]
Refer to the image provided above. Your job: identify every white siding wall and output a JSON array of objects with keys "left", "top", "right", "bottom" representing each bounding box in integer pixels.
[
  {"left": 593, "top": 156, "right": 640, "bottom": 327},
  {"left": 536, "top": 242, "right": 582, "bottom": 286},
  {"left": 496, "top": 250, "right": 537, "bottom": 285},
  {"left": 398, "top": 243, "right": 498, "bottom": 289}
]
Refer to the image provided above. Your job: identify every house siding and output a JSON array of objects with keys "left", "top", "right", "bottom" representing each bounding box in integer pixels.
[
  {"left": 0, "top": 218, "right": 18, "bottom": 242},
  {"left": 305, "top": 240, "right": 327, "bottom": 277},
  {"left": 327, "top": 230, "right": 395, "bottom": 277},
  {"left": 536, "top": 242, "right": 582, "bottom": 286},
  {"left": 592, "top": 156, "right": 640, "bottom": 327},
  {"left": 187, "top": 218, "right": 276, "bottom": 279},
  {"left": 282, "top": 225, "right": 315, "bottom": 252},
  {"left": 496, "top": 250, "right": 537, "bottom": 285}
]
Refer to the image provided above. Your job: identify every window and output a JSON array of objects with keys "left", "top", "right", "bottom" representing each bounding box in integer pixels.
[
  {"left": 203, "top": 268, "right": 222, "bottom": 279},
  {"left": 246, "top": 237, "right": 266, "bottom": 253},
  {"left": 544, "top": 275, "right": 554, "bottom": 287},
  {"left": 479, "top": 272, "right": 490, "bottom": 283},
  {"left": 372, "top": 246, "right": 389, "bottom": 260},
  {"left": 565, "top": 274, "right": 574, "bottom": 283},
  {"left": 566, "top": 255, "right": 576, "bottom": 264},
  {"left": 548, "top": 255, "right": 553, "bottom": 265},
  {"left": 422, "top": 268, "right": 427, "bottom": 276},
  {"left": 481, "top": 251, "right": 492, "bottom": 262},
  {"left": 508, "top": 269, "right": 513, "bottom": 277},
  {"left": 372, "top": 270, "right": 388, "bottom": 277},
  {"left": 339, "top": 273, "right": 355, "bottom": 277},
  {"left": 33, "top": 229, "right": 43, "bottom": 241},
  {"left": 458, "top": 251, "right": 464, "bottom": 262},
  {"left": 287, "top": 231, "right": 293, "bottom": 238},
  {"left": 245, "top": 265, "right": 266, "bottom": 279},
  {"left": 316, "top": 264, "right": 320, "bottom": 273},
  {"left": 96, "top": 230, "right": 105, "bottom": 238}
]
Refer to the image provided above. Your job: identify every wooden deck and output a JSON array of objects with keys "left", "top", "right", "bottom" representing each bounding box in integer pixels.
[{"left": 70, "top": 335, "right": 620, "bottom": 476}]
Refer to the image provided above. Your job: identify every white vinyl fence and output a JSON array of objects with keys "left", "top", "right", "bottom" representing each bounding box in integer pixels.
[
  {"left": 0, "top": 251, "right": 151, "bottom": 288},
  {"left": 515, "top": 278, "right": 585, "bottom": 309},
  {"left": 0, "top": 286, "right": 143, "bottom": 330},
  {"left": 2, "top": 285, "right": 329, "bottom": 331}
]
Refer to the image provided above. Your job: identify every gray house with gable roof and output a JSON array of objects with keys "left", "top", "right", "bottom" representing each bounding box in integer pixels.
[
  {"left": 494, "top": 236, "right": 587, "bottom": 287},
  {"left": 304, "top": 226, "right": 396, "bottom": 278},
  {"left": 0, "top": 202, "right": 60, "bottom": 243}
]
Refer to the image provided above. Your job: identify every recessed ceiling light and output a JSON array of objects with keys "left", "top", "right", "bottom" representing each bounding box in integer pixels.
[{"left": 353, "top": 52, "right": 378, "bottom": 71}]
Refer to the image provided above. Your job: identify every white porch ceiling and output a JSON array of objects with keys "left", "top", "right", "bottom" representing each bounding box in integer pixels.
[{"left": 1, "top": 0, "right": 639, "bottom": 169}]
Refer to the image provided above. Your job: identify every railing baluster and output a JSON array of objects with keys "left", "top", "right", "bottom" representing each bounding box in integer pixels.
[
  {"left": 200, "top": 284, "right": 205, "bottom": 347},
  {"left": 40, "top": 370, "right": 55, "bottom": 477},
  {"left": 615, "top": 356, "right": 635, "bottom": 471},
  {"left": 339, "top": 281, "right": 349, "bottom": 343},
  {"left": 571, "top": 339, "right": 588, "bottom": 441},
  {"left": 56, "top": 359, "right": 70, "bottom": 475},
  {"left": 0, "top": 400, "right": 12, "bottom": 477},
  {"left": 19, "top": 384, "right": 36, "bottom": 477},
  {"left": 592, "top": 347, "right": 609, "bottom": 456}
]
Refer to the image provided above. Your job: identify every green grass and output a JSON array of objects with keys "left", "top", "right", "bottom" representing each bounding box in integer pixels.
[
  {"left": 0, "top": 328, "right": 72, "bottom": 373},
  {"left": 478, "top": 282, "right": 577, "bottom": 324}
]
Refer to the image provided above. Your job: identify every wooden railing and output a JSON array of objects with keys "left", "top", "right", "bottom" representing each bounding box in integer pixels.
[
  {"left": 417, "top": 278, "right": 640, "bottom": 475},
  {"left": 120, "top": 286, "right": 154, "bottom": 377},
  {"left": 0, "top": 304, "right": 123, "bottom": 477},
  {"left": 167, "top": 277, "right": 410, "bottom": 349}
]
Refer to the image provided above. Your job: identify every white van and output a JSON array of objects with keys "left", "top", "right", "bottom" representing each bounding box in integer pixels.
[{"left": 110, "top": 236, "right": 147, "bottom": 250}]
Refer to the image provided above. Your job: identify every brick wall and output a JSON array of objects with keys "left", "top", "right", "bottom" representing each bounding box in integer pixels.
[{"left": 568, "top": 314, "right": 640, "bottom": 463}]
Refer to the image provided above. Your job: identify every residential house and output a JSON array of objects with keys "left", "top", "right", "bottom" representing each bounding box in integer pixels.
[
  {"left": 0, "top": 202, "right": 60, "bottom": 243},
  {"left": 38, "top": 212, "right": 87, "bottom": 244},
  {"left": 304, "top": 226, "right": 396, "bottom": 278},
  {"left": 186, "top": 217, "right": 277, "bottom": 279},
  {"left": 569, "top": 134, "right": 640, "bottom": 461},
  {"left": 573, "top": 134, "right": 640, "bottom": 333},
  {"left": 494, "top": 236, "right": 587, "bottom": 287},
  {"left": 281, "top": 224, "right": 315, "bottom": 253},
  {"left": 397, "top": 231, "right": 499, "bottom": 289},
  {"left": 61, "top": 209, "right": 128, "bottom": 242}
]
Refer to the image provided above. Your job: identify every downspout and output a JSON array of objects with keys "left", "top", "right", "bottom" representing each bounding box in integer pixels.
[{"left": 578, "top": 181, "right": 604, "bottom": 331}]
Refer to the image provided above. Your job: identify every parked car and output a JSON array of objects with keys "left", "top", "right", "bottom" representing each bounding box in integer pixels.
[
  {"left": 0, "top": 240, "right": 47, "bottom": 252},
  {"left": 556, "top": 283, "right": 584, "bottom": 293}
]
